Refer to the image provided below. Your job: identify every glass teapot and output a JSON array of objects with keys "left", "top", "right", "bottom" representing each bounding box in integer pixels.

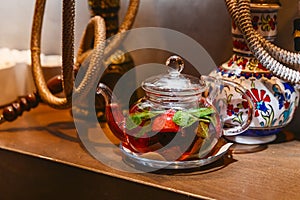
[{"left": 98, "top": 56, "right": 254, "bottom": 161}]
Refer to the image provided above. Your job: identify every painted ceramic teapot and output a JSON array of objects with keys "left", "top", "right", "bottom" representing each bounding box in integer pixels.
[
  {"left": 210, "top": 2, "right": 300, "bottom": 144},
  {"left": 98, "top": 56, "right": 254, "bottom": 161}
]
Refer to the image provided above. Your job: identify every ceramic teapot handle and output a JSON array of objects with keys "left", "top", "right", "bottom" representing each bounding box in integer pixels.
[{"left": 201, "top": 76, "right": 254, "bottom": 136}]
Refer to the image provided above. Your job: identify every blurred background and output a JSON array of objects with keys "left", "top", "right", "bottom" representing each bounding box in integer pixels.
[{"left": 0, "top": 0, "right": 299, "bottom": 130}]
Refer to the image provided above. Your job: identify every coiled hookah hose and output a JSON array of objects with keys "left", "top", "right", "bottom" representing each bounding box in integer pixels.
[
  {"left": 225, "top": 0, "right": 300, "bottom": 84},
  {"left": 0, "top": 0, "right": 140, "bottom": 124},
  {"left": 30, "top": 0, "right": 139, "bottom": 109}
]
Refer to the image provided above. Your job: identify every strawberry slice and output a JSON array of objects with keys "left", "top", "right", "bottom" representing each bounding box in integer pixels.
[{"left": 152, "top": 110, "right": 180, "bottom": 133}]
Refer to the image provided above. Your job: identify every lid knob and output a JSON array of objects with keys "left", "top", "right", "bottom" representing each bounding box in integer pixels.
[{"left": 166, "top": 55, "right": 184, "bottom": 77}]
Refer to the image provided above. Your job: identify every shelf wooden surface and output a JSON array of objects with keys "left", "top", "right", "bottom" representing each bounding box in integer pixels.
[{"left": 0, "top": 104, "right": 299, "bottom": 199}]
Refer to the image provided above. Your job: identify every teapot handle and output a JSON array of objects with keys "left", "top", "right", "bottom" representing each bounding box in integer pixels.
[
  {"left": 219, "top": 79, "right": 254, "bottom": 136},
  {"left": 201, "top": 76, "right": 254, "bottom": 136}
]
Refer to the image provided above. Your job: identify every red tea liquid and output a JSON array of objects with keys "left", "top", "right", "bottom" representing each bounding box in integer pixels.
[{"left": 106, "top": 103, "right": 221, "bottom": 161}]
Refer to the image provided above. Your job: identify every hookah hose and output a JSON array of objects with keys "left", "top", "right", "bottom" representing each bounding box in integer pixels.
[
  {"left": 31, "top": 0, "right": 75, "bottom": 109},
  {"left": 0, "top": 13, "right": 106, "bottom": 124},
  {"left": 224, "top": 0, "right": 300, "bottom": 84},
  {"left": 30, "top": 0, "right": 139, "bottom": 109}
]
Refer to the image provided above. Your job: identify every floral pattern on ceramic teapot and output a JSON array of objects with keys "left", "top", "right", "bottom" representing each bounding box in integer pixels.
[{"left": 210, "top": 3, "right": 300, "bottom": 144}]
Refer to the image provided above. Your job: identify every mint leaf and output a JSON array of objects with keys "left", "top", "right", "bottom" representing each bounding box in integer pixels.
[
  {"left": 189, "top": 107, "right": 215, "bottom": 118},
  {"left": 126, "top": 116, "right": 141, "bottom": 130},
  {"left": 172, "top": 111, "right": 198, "bottom": 127},
  {"left": 132, "top": 111, "right": 156, "bottom": 119},
  {"left": 125, "top": 110, "right": 163, "bottom": 130}
]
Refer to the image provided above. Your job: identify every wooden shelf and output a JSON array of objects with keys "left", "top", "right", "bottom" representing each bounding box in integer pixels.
[{"left": 0, "top": 104, "right": 299, "bottom": 199}]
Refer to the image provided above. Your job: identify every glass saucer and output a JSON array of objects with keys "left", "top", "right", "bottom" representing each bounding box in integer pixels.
[{"left": 120, "top": 142, "right": 233, "bottom": 170}]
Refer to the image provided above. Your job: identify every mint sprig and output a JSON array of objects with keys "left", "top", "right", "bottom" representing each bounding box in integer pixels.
[
  {"left": 172, "top": 111, "right": 198, "bottom": 127},
  {"left": 126, "top": 107, "right": 215, "bottom": 130}
]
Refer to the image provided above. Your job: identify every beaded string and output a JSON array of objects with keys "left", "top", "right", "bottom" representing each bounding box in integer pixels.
[
  {"left": 0, "top": 73, "right": 64, "bottom": 125},
  {"left": 0, "top": 93, "right": 40, "bottom": 125}
]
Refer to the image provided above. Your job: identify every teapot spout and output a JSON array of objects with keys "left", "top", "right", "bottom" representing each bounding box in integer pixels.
[{"left": 96, "top": 83, "right": 126, "bottom": 142}]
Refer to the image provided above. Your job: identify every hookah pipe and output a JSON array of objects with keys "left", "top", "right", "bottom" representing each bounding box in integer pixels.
[
  {"left": 225, "top": 0, "right": 300, "bottom": 84},
  {"left": 0, "top": 0, "right": 139, "bottom": 124}
]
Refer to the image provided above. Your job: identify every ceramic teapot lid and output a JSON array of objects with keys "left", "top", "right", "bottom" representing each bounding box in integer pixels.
[{"left": 142, "top": 56, "right": 206, "bottom": 97}]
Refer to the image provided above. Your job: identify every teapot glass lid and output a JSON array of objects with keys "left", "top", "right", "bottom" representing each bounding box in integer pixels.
[{"left": 142, "top": 56, "right": 206, "bottom": 97}]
